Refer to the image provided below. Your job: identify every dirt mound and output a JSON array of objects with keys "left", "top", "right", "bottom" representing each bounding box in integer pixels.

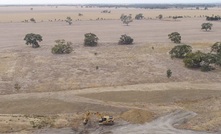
[{"left": 120, "top": 109, "right": 155, "bottom": 124}]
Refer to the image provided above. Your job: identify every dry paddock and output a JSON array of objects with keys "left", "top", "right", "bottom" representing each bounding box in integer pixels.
[{"left": 0, "top": 6, "right": 221, "bottom": 133}]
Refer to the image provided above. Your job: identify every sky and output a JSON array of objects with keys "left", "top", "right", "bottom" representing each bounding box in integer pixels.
[{"left": 0, "top": 0, "right": 220, "bottom": 5}]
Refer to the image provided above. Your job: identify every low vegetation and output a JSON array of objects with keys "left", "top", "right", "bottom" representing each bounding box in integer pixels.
[
  {"left": 172, "top": 16, "right": 183, "bottom": 20},
  {"left": 101, "top": 10, "right": 111, "bottom": 13},
  {"left": 51, "top": 39, "right": 73, "bottom": 54},
  {"left": 84, "top": 33, "right": 99, "bottom": 46},
  {"left": 78, "top": 13, "right": 83, "bottom": 16},
  {"left": 30, "top": 18, "right": 36, "bottom": 23},
  {"left": 135, "top": 13, "right": 144, "bottom": 20},
  {"left": 14, "top": 83, "right": 21, "bottom": 90},
  {"left": 158, "top": 14, "right": 163, "bottom": 20},
  {"left": 168, "top": 32, "right": 181, "bottom": 44},
  {"left": 201, "top": 23, "right": 213, "bottom": 31},
  {"left": 118, "top": 34, "right": 134, "bottom": 45},
  {"left": 120, "top": 14, "right": 133, "bottom": 26},
  {"left": 206, "top": 16, "right": 221, "bottom": 21},
  {"left": 167, "top": 69, "right": 172, "bottom": 78},
  {"left": 24, "top": 33, "right": 43, "bottom": 48},
  {"left": 65, "top": 17, "right": 72, "bottom": 25},
  {"left": 82, "top": 4, "right": 217, "bottom": 9}
]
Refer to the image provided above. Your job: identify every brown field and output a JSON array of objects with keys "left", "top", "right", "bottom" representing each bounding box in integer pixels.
[
  {"left": 0, "top": 6, "right": 221, "bottom": 22},
  {"left": 0, "top": 6, "right": 221, "bottom": 133}
]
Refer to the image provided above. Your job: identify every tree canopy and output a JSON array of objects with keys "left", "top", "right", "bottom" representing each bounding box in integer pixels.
[
  {"left": 158, "top": 14, "right": 163, "bottom": 19},
  {"left": 118, "top": 34, "right": 134, "bottom": 45},
  {"left": 135, "top": 13, "right": 144, "bottom": 20},
  {"left": 120, "top": 14, "right": 133, "bottom": 26},
  {"left": 211, "top": 42, "right": 221, "bottom": 54},
  {"left": 201, "top": 23, "right": 213, "bottom": 31},
  {"left": 183, "top": 51, "right": 217, "bottom": 71},
  {"left": 51, "top": 39, "right": 73, "bottom": 54},
  {"left": 65, "top": 17, "right": 73, "bottom": 25},
  {"left": 169, "top": 44, "right": 192, "bottom": 58},
  {"left": 168, "top": 32, "right": 181, "bottom": 43},
  {"left": 84, "top": 33, "right": 99, "bottom": 46},
  {"left": 24, "top": 33, "right": 42, "bottom": 48},
  {"left": 30, "top": 18, "right": 36, "bottom": 23},
  {"left": 183, "top": 51, "right": 205, "bottom": 68}
]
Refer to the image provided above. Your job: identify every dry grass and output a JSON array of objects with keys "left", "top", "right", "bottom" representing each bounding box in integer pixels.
[
  {"left": 1, "top": 6, "right": 221, "bottom": 133},
  {"left": 0, "top": 6, "right": 221, "bottom": 22}
]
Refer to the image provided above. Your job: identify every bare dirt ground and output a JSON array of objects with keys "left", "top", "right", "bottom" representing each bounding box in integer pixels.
[
  {"left": 0, "top": 6, "right": 221, "bottom": 133},
  {"left": 0, "top": 6, "right": 221, "bottom": 22}
]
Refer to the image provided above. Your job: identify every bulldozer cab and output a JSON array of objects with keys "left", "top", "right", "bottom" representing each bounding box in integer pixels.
[
  {"left": 83, "top": 112, "right": 114, "bottom": 125},
  {"left": 98, "top": 116, "right": 114, "bottom": 125}
]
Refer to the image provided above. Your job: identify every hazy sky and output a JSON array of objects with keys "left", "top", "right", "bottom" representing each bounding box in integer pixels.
[{"left": 0, "top": 0, "right": 220, "bottom": 5}]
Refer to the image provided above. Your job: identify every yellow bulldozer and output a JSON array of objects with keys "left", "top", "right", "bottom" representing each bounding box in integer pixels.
[{"left": 83, "top": 111, "right": 114, "bottom": 125}]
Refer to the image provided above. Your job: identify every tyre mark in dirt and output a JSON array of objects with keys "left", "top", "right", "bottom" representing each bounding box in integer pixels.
[{"left": 110, "top": 110, "right": 218, "bottom": 134}]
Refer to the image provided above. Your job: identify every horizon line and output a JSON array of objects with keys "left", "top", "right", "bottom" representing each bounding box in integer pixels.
[{"left": 0, "top": 3, "right": 220, "bottom": 6}]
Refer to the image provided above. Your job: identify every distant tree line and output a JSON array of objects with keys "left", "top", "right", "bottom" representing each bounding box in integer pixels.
[
  {"left": 81, "top": 4, "right": 217, "bottom": 9},
  {"left": 206, "top": 16, "right": 221, "bottom": 21}
]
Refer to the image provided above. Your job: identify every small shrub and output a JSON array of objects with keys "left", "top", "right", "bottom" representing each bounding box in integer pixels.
[
  {"left": 78, "top": 13, "right": 83, "bottom": 16},
  {"left": 168, "top": 32, "right": 181, "bottom": 44},
  {"left": 206, "top": 16, "right": 221, "bottom": 21},
  {"left": 201, "top": 23, "right": 213, "bottom": 31},
  {"left": 30, "top": 18, "right": 36, "bottom": 23},
  {"left": 84, "top": 33, "right": 99, "bottom": 47},
  {"left": 118, "top": 34, "right": 134, "bottom": 45},
  {"left": 135, "top": 13, "right": 144, "bottom": 20},
  {"left": 65, "top": 17, "right": 72, "bottom": 25},
  {"left": 14, "top": 83, "right": 21, "bottom": 90},
  {"left": 101, "top": 10, "right": 111, "bottom": 13},
  {"left": 158, "top": 14, "right": 163, "bottom": 19},
  {"left": 51, "top": 39, "right": 73, "bottom": 54},
  {"left": 167, "top": 69, "right": 172, "bottom": 78},
  {"left": 120, "top": 14, "right": 133, "bottom": 26}
]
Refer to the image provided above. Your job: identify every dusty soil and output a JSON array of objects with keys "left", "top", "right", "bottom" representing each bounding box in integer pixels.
[
  {"left": 79, "top": 89, "right": 221, "bottom": 104},
  {"left": 1, "top": 83, "right": 221, "bottom": 133},
  {"left": 0, "top": 6, "right": 221, "bottom": 133},
  {"left": 0, "top": 6, "right": 221, "bottom": 22},
  {"left": 0, "top": 18, "right": 221, "bottom": 94}
]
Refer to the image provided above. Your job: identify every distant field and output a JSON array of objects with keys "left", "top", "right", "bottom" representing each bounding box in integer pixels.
[
  {"left": 0, "top": 6, "right": 221, "bottom": 133},
  {"left": 0, "top": 12, "right": 221, "bottom": 94},
  {"left": 0, "top": 6, "right": 221, "bottom": 22}
]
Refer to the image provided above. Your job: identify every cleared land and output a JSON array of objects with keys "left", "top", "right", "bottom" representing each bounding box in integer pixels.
[
  {"left": 0, "top": 6, "right": 221, "bottom": 22},
  {"left": 0, "top": 6, "right": 221, "bottom": 133}
]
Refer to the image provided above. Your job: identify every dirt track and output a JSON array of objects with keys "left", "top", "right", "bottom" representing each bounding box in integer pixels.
[
  {"left": 1, "top": 82, "right": 221, "bottom": 133},
  {"left": 30, "top": 111, "right": 217, "bottom": 134}
]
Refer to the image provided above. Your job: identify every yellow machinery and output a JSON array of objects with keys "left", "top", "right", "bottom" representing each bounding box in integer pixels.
[{"left": 83, "top": 111, "right": 114, "bottom": 125}]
